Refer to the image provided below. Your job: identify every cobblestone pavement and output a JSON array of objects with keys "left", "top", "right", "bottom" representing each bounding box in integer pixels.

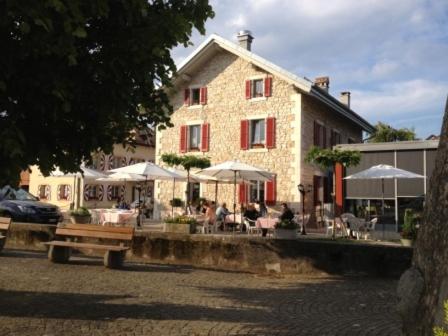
[{"left": 0, "top": 249, "right": 400, "bottom": 336}]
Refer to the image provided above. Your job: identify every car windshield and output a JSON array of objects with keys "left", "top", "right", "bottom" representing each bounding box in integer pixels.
[{"left": 0, "top": 186, "right": 38, "bottom": 201}]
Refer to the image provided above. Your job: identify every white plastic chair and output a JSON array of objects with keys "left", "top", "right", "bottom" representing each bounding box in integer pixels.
[
  {"left": 244, "top": 217, "right": 259, "bottom": 235},
  {"left": 363, "top": 217, "right": 378, "bottom": 240}
]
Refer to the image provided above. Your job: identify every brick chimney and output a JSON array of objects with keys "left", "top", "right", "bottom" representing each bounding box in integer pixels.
[
  {"left": 237, "top": 30, "right": 254, "bottom": 51},
  {"left": 340, "top": 91, "right": 351, "bottom": 108},
  {"left": 315, "top": 76, "right": 330, "bottom": 92}
]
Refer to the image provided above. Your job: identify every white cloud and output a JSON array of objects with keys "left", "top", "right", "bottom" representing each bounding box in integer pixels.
[{"left": 171, "top": 0, "right": 448, "bottom": 137}]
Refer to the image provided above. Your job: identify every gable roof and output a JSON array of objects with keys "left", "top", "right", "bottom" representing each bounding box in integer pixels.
[{"left": 175, "top": 34, "right": 375, "bottom": 133}]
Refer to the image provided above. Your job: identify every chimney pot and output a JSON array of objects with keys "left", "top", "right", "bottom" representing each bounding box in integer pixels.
[
  {"left": 315, "top": 76, "right": 330, "bottom": 92},
  {"left": 237, "top": 30, "right": 254, "bottom": 51},
  {"left": 340, "top": 91, "right": 351, "bottom": 109}
]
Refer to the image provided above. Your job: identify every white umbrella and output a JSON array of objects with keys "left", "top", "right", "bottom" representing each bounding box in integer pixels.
[
  {"left": 50, "top": 166, "right": 108, "bottom": 180},
  {"left": 108, "top": 162, "right": 175, "bottom": 180},
  {"left": 110, "top": 162, "right": 182, "bottom": 221},
  {"left": 96, "top": 172, "right": 146, "bottom": 183},
  {"left": 344, "top": 164, "right": 425, "bottom": 237},
  {"left": 198, "top": 161, "right": 273, "bottom": 227}
]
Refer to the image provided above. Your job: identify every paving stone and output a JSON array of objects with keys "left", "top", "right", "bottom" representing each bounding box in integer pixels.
[{"left": 0, "top": 249, "right": 400, "bottom": 335}]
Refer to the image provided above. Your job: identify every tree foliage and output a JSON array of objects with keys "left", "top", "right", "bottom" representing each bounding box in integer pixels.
[
  {"left": 0, "top": 0, "right": 214, "bottom": 186},
  {"left": 161, "top": 153, "right": 210, "bottom": 171},
  {"left": 367, "top": 122, "right": 417, "bottom": 143},
  {"left": 305, "top": 146, "right": 361, "bottom": 169}
]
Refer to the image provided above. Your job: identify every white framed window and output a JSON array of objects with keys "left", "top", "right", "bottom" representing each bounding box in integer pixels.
[
  {"left": 88, "top": 185, "right": 100, "bottom": 200},
  {"left": 250, "top": 119, "right": 266, "bottom": 148},
  {"left": 249, "top": 180, "right": 265, "bottom": 202},
  {"left": 58, "top": 185, "right": 70, "bottom": 200},
  {"left": 190, "top": 88, "right": 201, "bottom": 105},
  {"left": 189, "top": 125, "right": 201, "bottom": 151},
  {"left": 111, "top": 186, "right": 120, "bottom": 200},
  {"left": 251, "top": 79, "right": 264, "bottom": 98},
  {"left": 38, "top": 185, "right": 50, "bottom": 200}
]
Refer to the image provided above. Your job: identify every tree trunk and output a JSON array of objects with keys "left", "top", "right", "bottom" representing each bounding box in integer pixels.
[{"left": 398, "top": 96, "right": 448, "bottom": 335}]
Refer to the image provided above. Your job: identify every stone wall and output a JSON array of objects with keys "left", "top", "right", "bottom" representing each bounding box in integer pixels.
[
  {"left": 156, "top": 51, "right": 298, "bottom": 217},
  {"left": 4, "top": 225, "right": 412, "bottom": 278}
]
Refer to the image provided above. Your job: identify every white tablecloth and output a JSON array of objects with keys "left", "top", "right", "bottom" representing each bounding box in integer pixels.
[{"left": 256, "top": 217, "right": 279, "bottom": 229}]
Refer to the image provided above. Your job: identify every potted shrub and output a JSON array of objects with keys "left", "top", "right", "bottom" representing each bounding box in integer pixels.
[
  {"left": 400, "top": 208, "right": 417, "bottom": 247},
  {"left": 274, "top": 220, "right": 298, "bottom": 240},
  {"left": 163, "top": 215, "right": 197, "bottom": 234},
  {"left": 70, "top": 207, "right": 92, "bottom": 224}
]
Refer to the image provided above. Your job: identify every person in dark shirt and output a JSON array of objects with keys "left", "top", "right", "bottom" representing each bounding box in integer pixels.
[{"left": 279, "top": 203, "right": 294, "bottom": 222}]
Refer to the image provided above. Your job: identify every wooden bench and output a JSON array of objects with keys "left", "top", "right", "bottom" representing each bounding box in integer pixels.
[
  {"left": 43, "top": 224, "right": 134, "bottom": 269},
  {"left": 0, "top": 217, "right": 11, "bottom": 252}
]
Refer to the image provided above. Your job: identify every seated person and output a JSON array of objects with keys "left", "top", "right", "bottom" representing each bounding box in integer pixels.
[
  {"left": 216, "top": 202, "right": 231, "bottom": 222},
  {"left": 186, "top": 201, "right": 195, "bottom": 215},
  {"left": 243, "top": 203, "right": 260, "bottom": 232},
  {"left": 256, "top": 200, "right": 268, "bottom": 218},
  {"left": 195, "top": 200, "right": 207, "bottom": 215},
  {"left": 279, "top": 202, "right": 294, "bottom": 222},
  {"left": 204, "top": 201, "right": 216, "bottom": 225}
]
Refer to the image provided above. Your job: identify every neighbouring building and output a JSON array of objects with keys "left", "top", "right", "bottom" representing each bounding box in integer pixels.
[
  {"left": 28, "top": 130, "right": 155, "bottom": 211},
  {"left": 155, "top": 31, "right": 374, "bottom": 224},
  {"left": 335, "top": 140, "right": 439, "bottom": 231}
]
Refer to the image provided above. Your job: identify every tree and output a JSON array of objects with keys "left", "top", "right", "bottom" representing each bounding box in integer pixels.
[
  {"left": 367, "top": 122, "right": 417, "bottom": 143},
  {"left": 161, "top": 153, "right": 210, "bottom": 212},
  {"left": 305, "top": 146, "right": 361, "bottom": 239},
  {"left": 0, "top": 0, "right": 214, "bottom": 186},
  {"left": 398, "top": 97, "right": 448, "bottom": 335}
]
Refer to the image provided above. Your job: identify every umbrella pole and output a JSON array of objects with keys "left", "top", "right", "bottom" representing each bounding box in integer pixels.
[
  {"left": 233, "top": 171, "right": 236, "bottom": 234},
  {"left": 382, "top": 178, "right": 385, "bottom": 240},
  {"left": 172, "top": 178, "right": 175, "bottom": 218},
  {"left": 214, "top": 181, "right": 218, "bottom": 207}
]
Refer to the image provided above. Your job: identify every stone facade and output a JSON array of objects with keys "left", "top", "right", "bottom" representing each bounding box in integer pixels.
[{"left": 155, "top": 48, "right": 363, "bottom": 222}]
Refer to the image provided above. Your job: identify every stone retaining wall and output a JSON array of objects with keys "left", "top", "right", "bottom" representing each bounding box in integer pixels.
[{"left": 4, "top": 223, "right": 412, "bottom": 278}]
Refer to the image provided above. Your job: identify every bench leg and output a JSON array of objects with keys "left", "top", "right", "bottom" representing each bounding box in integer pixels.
[
  {"left": 104, "top": 250, "right": 125, "bottom": 269},
  {"left": 48, "top": 245, "right": 71, "bottom": 263},
  {"left": 0, "top": 238, "right": 5, "bottom": 253}
]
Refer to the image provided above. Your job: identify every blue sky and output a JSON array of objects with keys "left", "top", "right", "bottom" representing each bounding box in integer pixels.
[{"left": 172, "top": 0, "right": 448, "bottom": 138}]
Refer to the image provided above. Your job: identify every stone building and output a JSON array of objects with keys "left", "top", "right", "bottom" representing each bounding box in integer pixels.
[
  {"left": 155, "top": 32, "right": 374, "bottom": 225},
  {"left": 29, "top": 129, "right": 155, "bottom": 211}
]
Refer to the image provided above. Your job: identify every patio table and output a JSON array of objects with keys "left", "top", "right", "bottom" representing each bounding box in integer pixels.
[
  {"left": 255, "top": 217, "right": 279, "bottom": 229},
  {"left": 91, "top": 209, "right": 136, "bottom": 226}
]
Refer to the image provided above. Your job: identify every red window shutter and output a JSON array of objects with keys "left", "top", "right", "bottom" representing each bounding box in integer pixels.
[
  {"left": 313, "top": 121, "right": 319, "bottom": 146},
  {"left": 245, "top": 80, "right": 251, "bottom": 99},
  {"left": 264, "top": 77, "right": 272, "bottom": 97},
  {"left": 179, "top": 125, "right": 187, "bottom": 153},
  {"left": 200, "top": 87, "right": 207, "bottom": 105},
  {"left": 201, "top": 123, "right": 209, "bottom": 152},
  {"left": 266, "top": 117, "right": 276, "bottom": 149},
  {"left": 184, "top": 89, "right": 190, "bottom": 106},
  {"left": 239, "top": 183, "right": 247, "bottom": 204},
  {"left": 265, "top": 176, "right": 276, "bottom": 206},
  {"left": 240, "top": 120, "right": 249, "bottom": 150},
  {"left": 323, "top": 126, "right": 327, "bottom": 148}
]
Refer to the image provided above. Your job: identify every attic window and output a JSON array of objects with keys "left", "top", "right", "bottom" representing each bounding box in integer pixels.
[{"left": 191, "top": 88, "right": 201, "bottom": 105}]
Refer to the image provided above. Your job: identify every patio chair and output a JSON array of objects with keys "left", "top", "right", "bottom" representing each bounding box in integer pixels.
[
  {"left": 363, "top": 217, "right": 378, "bottom": 240},
  {"left": 244, "top": 217, "right": 259, "bottom": 235}
]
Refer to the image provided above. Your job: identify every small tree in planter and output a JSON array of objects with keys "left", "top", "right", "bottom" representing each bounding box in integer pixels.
[
  {"left": 161, "top": 154, "right": 211, "bottom": 212},
  {"left": 69, "top": 207, "right": 91, "bottom": 224},
  {"left": 305, "top": 146, "right": 361, "bottom": 239},
  {"left": 274, "top": 220, "right": 298, "bottom": 240}
]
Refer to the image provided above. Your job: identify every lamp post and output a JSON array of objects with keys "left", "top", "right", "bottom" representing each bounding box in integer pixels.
[{"left": 298, "top": 184, "right": 306, "bottom": 235}]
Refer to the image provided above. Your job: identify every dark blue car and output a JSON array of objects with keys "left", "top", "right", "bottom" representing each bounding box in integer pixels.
[{"left": 0, "top": 186, "right": 63, "bottom": 224}]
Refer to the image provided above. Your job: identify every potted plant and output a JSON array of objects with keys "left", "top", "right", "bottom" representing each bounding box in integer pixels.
[
  {"left": 70, "top": 207, "right": 92, "bottom": 224},
  {"left": 163, "top": 215, "right": 197, "bottom": 234},
  {"left": 400, "top": 208, "right": 417, "bottom": 247},
  {"left": 274, "top": 219, "right": 298, "bottom": 240}
]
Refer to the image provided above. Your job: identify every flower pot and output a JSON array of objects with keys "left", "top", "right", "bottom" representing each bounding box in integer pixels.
[
  {"left": 400, "top": 238, "right": 414, "bottom": 247},
  {"left": 70, "top": 215, "right": 92, "bottom": 224},
  {"left": 164, "top": 222, "right": 196, "bottom": 234},
  {"left": 274, "top": 228, "right": 298, "bottom": 240}
]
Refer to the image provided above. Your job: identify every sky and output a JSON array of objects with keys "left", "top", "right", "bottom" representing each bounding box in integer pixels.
[{"left": 171, "top": 0, "right": 448, "bottom": 138}]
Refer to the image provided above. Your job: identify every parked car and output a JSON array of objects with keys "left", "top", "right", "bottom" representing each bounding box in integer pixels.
[{"left": 0, "top": 186, "right": 63, "bottom": 224}]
